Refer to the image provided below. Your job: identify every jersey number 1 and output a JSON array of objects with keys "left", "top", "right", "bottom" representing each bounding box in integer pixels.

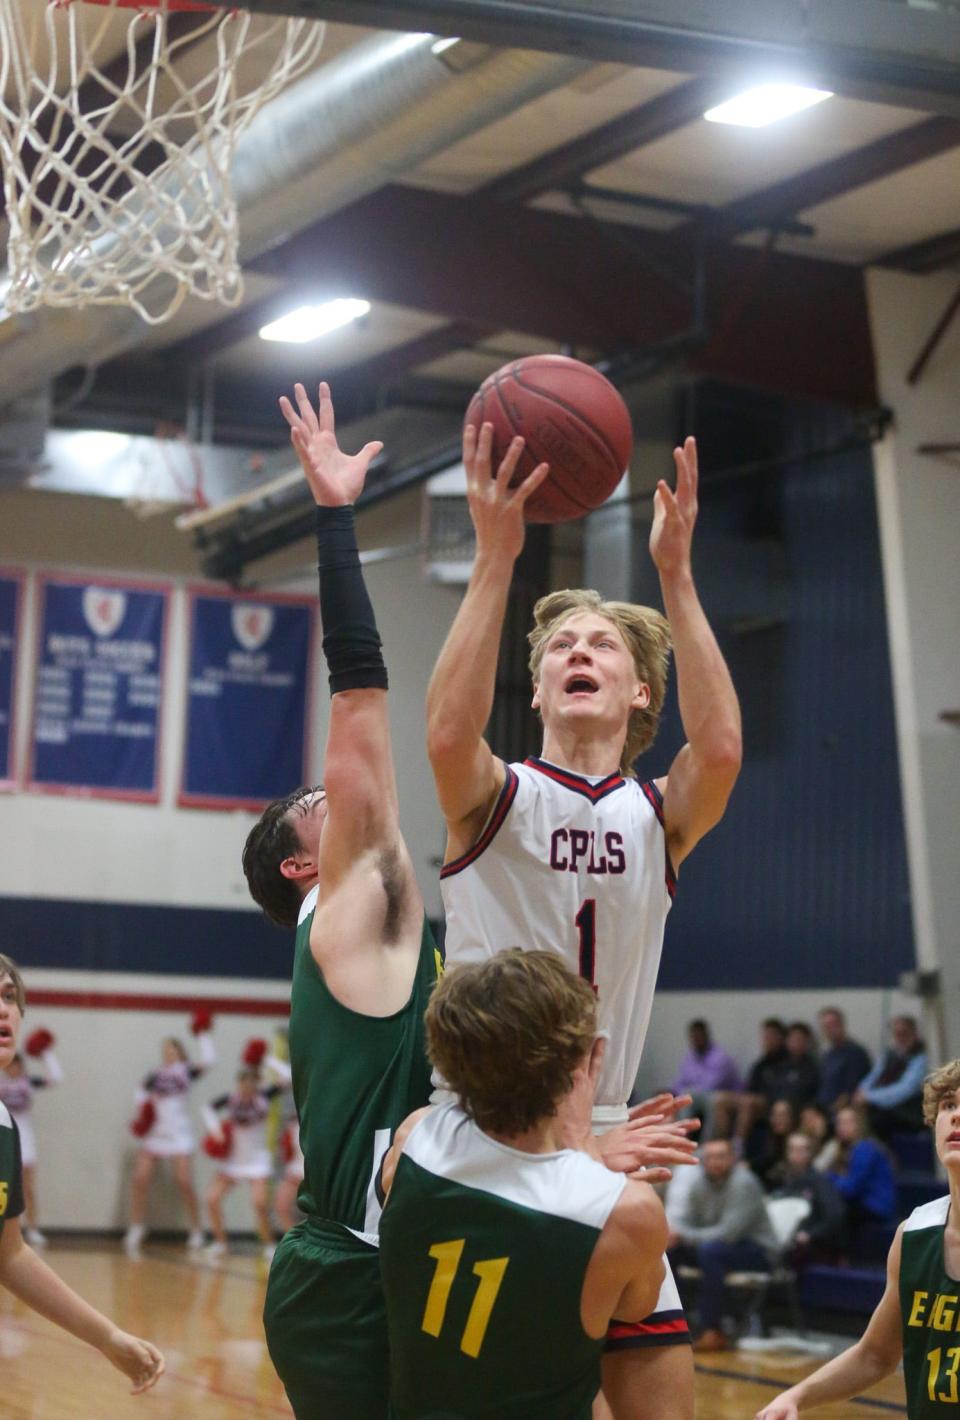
[{"left": 576, "top": 899, "right": 597, "bottom": 991}]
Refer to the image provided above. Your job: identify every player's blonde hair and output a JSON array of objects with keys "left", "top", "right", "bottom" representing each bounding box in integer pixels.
[
  {"left": 0, "top": 953, "right": 25, "bottom": 1015},
  {"left": 426, "top": 950, "right": 597, "bottom": 1137},
  {"left": 528, "top": 589, "right": 672, "bottom": 775},
  {"left": 923, "top": 1059, "right": 960, "bottom": 1127}
]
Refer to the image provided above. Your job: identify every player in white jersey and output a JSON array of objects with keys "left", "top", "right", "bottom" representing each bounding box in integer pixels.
[{"left": 427, "top": 425, "right": 741, "bottom": 1420}]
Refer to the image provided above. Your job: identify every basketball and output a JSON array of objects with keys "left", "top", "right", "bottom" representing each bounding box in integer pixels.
[{"left": 464, "top": 354, "right": 633, "bottom": 523}]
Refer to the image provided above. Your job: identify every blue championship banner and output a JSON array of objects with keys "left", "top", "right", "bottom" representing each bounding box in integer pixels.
[
  {"left": 28, "top": 576, "right": 169, "bottom": 801},
  {"left": 0, "top": 572, "right": 23, "bottom": 789},
  {"left": 180, "top": 590, "right": 315, "bottom": 809}
]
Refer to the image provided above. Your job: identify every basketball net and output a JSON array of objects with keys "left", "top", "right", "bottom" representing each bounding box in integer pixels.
[{"left": 0, "top": 0, "right": 326, "bottom": 324}]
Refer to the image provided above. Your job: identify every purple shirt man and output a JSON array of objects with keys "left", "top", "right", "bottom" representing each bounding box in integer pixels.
[{"left": 671, "top": 1020, "right": 743, "bottom": 1096}]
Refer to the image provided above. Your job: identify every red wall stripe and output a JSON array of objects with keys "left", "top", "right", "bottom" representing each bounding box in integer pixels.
[{"left": 27, "top": 989, "right": 290, "bottom": 1016}]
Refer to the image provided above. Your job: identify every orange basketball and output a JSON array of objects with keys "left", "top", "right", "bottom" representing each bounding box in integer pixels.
[{"left": 464, "top": 354, "right": 633, "bottom": 523}]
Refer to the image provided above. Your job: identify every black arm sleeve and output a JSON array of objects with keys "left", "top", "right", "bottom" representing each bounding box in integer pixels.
[{"left": 316, "top": 505, "right": 388, "bottom": 695}]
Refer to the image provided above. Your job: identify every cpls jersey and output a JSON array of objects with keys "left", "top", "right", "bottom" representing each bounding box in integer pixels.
[{"left": 441, "top": 757, "right": 675, "bottom": 1109}]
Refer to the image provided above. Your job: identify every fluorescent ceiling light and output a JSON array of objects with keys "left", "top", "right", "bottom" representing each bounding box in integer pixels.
[
  {"left": 431, "top": 37, "right": 460, "bottom": 55},
  {"left": 703, "top": 83, "right": 833, "bottom": 128},
  {"left": 259, "top": 298, "right": 371, "bottom": 344}
]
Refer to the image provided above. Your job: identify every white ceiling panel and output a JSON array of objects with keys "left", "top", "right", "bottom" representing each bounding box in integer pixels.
[
  {"left": 406, "top": 64, "right": 689, "bottom": 195},
  {"left": 589, "top": 96, "right": 926, "bottom": 211}
]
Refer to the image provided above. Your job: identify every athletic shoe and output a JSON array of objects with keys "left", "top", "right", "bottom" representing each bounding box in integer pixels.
[
  {"left": 24, "top": 1227, "right": 48, "bottom": 1248},
  {"left": 262, "top": 1243, "right": 276, "bottom": 1261},
  {"left": 124, "top": 1225, "right": 145, "bottom": 1255},
  {"left": 186, "top": 1229, "right": 205, "bottom": 1250},
  {"left": 204, "top": 1240, "right": 227, "bottom": 1259}
]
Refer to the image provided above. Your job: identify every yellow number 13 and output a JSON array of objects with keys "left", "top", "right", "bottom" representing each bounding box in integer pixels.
[{"left": 421, "top": 1239, "right": 510, "bottom": 1359}]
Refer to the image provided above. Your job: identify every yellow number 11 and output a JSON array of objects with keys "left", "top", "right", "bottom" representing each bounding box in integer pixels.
[{"left": 421, "top": 1239, "right": 510, "bottom": 1359}]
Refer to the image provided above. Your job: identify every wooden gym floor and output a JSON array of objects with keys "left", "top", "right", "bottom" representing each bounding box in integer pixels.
[{"left": 1, "top": 1241, "right": 907, "bottom": 1418}]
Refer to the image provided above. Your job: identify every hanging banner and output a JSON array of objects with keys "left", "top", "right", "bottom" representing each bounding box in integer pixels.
[
  {"left": 180, "top": 589, "right": 315, "bottom": 810},
  {"left": 28, "top": 575, "right": 168, "bottom": 801},
  {"left": 0, "top": 572, "right": 24, "bottom": 790}
]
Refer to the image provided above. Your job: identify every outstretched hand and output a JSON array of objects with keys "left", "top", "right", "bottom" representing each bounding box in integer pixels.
[
  {"left": 650, "top": 434, "right": 698, "bottom": 577},
  {"left": 101, "top": 1328, "right": 165, "bottom": 1394},
  {"left": 754, "top": 1399, "right": 799, "bottom": 1420},
  {"left": 279, "top": 381, "right": 383, "bottom": 507},
  {"left": 464, "top": 422, "right": 549, "bottom": 565},
  {"left": 598, "top": 1100, "right": 700, "bottom": 1184}
]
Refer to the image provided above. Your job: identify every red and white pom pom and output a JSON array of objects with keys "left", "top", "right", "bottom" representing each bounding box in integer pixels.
[
  {"left": 190, "top": 1008, "right": 213, "bottom": 1036},
  {"left": 242, "top": 1038, "right": 267, "bottom": 1068},
  {"left": 24, "top": 1028, "right": 54, "bottom": 1058},
  {"left": 203, "top": 1120, "right": 233, "bottom": 1160},
  {"left": 130, "top": 1099, "right": 156, "bottom": 1139}
]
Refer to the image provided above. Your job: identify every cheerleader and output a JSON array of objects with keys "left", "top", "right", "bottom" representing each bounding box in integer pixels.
[
  {"left": 124, "top": 1011, "right": 215, "bottom": 1255},
  {"left": 0, "top": 1028, "right": 62, "bottom": 1248},
  {"left": 202, "top": 1039, "right": 284, "bottom": 1260},
  {"left": 264, "top": 1049, "right": 303, "bottom": 1235}
]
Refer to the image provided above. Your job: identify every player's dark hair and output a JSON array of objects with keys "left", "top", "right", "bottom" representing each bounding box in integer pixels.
[
  {"left": 426, "top": 949, "right": 597, "bottom": 1137},
  {"left": 0, "top": 953, "right": 25, "bottom": 1015},
  {"left": 242, "top": 785, "right": 323, "bottom": 928}
]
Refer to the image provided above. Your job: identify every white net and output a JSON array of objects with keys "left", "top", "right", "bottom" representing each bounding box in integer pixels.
[{"left": 0, "top": 0, "right": 326, "bottom": 324}]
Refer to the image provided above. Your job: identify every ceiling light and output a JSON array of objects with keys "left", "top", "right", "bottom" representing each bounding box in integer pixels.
[
  {"left": 431, "top": 37, "right": 460, "bottom": 55},
  {"left": 703, "top": 83, "right": 833, "bottom": 128},
  {"left": 259, "top": 299, "right": 371, "bottom": 344}
]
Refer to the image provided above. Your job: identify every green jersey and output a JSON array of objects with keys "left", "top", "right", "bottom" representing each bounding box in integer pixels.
[
  {"left": 289, "top": 885, "right": 439, "bottom": 1238},
  {"left": 0, "top": 1102, "right": 25, "bottom": 1238},
  {"left": 901, "top": 1196, "right": 960, "bottom": 1415},
  {"left": 379, "top": 1102, "right": 627, "bottom": 1420}
]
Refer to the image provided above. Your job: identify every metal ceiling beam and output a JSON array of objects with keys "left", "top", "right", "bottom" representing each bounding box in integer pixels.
[
  {"left": 248, "top": 0, "right": 960, "bottom": 116},
  {"left": 244, "top": 183, "right": 877, "bottom": 408},
  {"left": 876, "top": 225, "right": 960, "bottom": 274},
  {"left": 694, "top": 115, "right": 960, "bottom": 244}
]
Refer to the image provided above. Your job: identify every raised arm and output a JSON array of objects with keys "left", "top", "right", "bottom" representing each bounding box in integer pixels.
[
  {"left": 754, "top": 1227, "right": 904, "bottom": 1418},
  {"left": 426, "top": 423, "right": 547, "bottom": 850},
  {"left": 651, "top": 437, "right": 742, "bottom": 871},
  {"left": 279, "top": 382, "right": 399, "bottom": 891}
]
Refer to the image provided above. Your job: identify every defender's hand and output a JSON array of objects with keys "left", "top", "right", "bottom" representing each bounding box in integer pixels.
[
  {"left": 650, "top": 435, "right": 698, "bottom": 577},
  {"left": 279, "top": 381, "right": 383, "bottom": 507},
  {"left": 755, "top": 1398, "right": 800, "bottom": 1420},
  {"left": 464, "top": 422, "right": 549, "bottom": 565}
]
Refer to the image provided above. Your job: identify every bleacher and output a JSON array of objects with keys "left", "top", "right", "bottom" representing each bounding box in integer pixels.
[{"left": 798, "top": 1132, "right": 942, "bottom": 1319}]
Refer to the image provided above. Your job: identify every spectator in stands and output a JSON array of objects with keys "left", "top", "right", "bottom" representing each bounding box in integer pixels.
[
  {"left": 816, "top": 1006, "right": 871, "bottom": 1115},
  {"left": 667, "top": 1138, "right": 777, "bottom": 1354},
  {"left": 749, "top": 1098, "right": 797, "bottom": 1192},
  {"left": 828, "top": 1105, "right": 896, "bottom": 1254},
  {"left": 777, "top": 1022, "right": 820, "bottom": 1112},
  {"left": 854, "top": 1014, "right": 928, "bottom": 1140},
  {"left": 798, "top": 1103, "right": 839, "bottom": 1172},
  {"left": 712, "top": 1018, "right": 790, "bottom": 1147},
  {"left": 671, "top": 1019, "right": 743, "bottom": 1138},
  {"left": 772, "top": 1132, "right": 844, "bottom": 1263}
]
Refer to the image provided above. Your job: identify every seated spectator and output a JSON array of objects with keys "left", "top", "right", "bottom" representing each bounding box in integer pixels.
[
  {"left": 667, "top": 1138, "right": 777, "bottom": 1354},
  {"left": 854, "top": 1014, "right": 928, "bottom": 1139},
  {"left": 827, "top": 1105, "right": 896, "bottom": 1253},
  {"left": 712, "top": 1018, "right": 790, "bottom": 1146},
  {"left": 817, "top": 1006, "right": 871, "bottom": 1114},
  {"left": 749, "top": 1097, "right": 796, "bottom": 1192},
  {"left": 777, "top": 1022, "right": 820, "bottom": 1111},
  {"left": 798, "top": 1102, "right": 839, "bottom": 1172},
  {"left": 772, "top": 1132, "right": 844, "bottom": 1263},
  {"left": 671, "top": 1019, "right": 743, "bottom": 1137}
]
